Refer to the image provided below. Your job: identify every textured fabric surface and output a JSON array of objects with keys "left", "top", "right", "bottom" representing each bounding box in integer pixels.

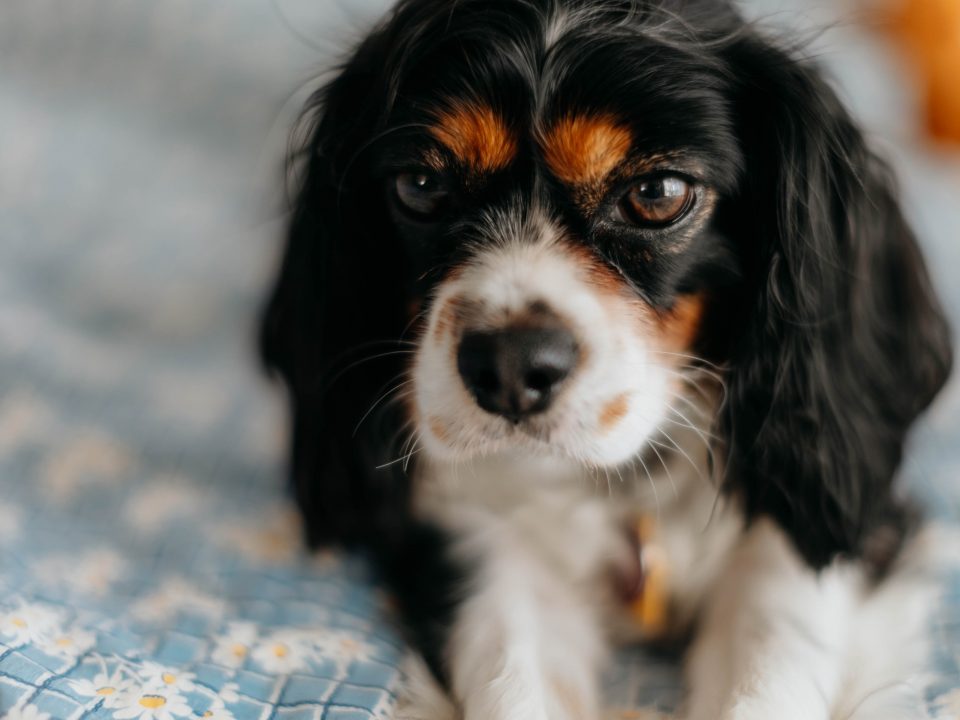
[{"left": 0, "top": 1, "right": 958, "bottom": 718}]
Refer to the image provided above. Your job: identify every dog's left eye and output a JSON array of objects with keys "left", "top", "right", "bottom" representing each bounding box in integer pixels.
[
  {"left": 616, "top": 175, "right": 694, "bottom": 227},
  {"left": 393, "top": 171, "right": 450, "bottom": 220}
]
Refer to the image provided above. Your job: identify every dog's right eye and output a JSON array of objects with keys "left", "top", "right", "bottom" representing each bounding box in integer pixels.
[{"left": 393, "top": 172, "right": 449, "bottom": 220}]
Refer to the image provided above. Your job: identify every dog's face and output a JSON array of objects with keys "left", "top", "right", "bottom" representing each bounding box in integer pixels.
[
  {"left": 262, "top": 0, "right": 952, "bottom": 567},
  {"left": 402, "top": 104, "right": 734, "bottom": 465},
  {"left": 367, "top": 3, "right": 745, "bottom": 466}
]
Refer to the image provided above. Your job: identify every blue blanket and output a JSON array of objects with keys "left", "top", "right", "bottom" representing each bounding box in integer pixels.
[{"left": 1, "top": 1, "right": 958, "bottom": 718}]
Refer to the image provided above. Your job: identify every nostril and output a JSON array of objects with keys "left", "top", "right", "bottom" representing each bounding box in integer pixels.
[{"left": 475, "top": 369, "right": 501, "bottom": 394}]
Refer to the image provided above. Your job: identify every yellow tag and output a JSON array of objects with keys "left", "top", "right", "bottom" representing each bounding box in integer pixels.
[{"left": 629, "top": 515, "right": 669, "bottom": 638}]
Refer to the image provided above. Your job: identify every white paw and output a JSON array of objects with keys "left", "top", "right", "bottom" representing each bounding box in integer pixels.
[{"left": 395, "top": 654, "right": 459, "bottom": 720}]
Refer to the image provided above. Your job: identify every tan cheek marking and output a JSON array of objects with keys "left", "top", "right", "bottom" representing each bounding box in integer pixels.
[
  {"left": 542, "top": 114, "right": 633, "bottom": 186},
  {"left": 430, "top": 103, "right": 517, "bottom": 172},
  {"left": 599, "top": 393, "right": 630, "bottom": 433},
  {"left": 432, "top": 295, "right": 467, "bottom": 343},
  {"left": 658, "top": 293, "right": 705, "bottom": 352},
  {"left": 428, "top": 416, "right": 450, "bottom": 444}
]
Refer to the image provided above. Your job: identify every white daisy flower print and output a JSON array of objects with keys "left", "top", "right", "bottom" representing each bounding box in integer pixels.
[
  {"left": 138, "top": 662, "right": 196, "bottom": 693},
  {"left": 210, "top": 622, "right": 257, "bottom": 669},
  {"left": 195, "top": 681, "right": 240, "bottom": 720},
  {"left": 39, "top": 626, "right": 95, "bottom": 658},
  {"left": 70, "top": 670, "right": 133, "bottom": 709},
  {"left": 251, "top": 630, "right": 312, "bottom": 674},
  {"left": 6, "top": 703, "right": 51, "bottom": 720},
  {"left": 199, "top": 708, "right": 236, "bottom": 720},
  {"left": 112, "top": 688, "right": 192, "bottom": 720},
  {"left": 130, "top": 578, "right": 226, "bottom": 623},
  {"left": 216, "top": 682, "right": 239, "bottom": 705},
  {"left": 41, "top": 431, "right": 133, "bottom": 503},
  {"left": 34, "top": 549, "right": 128, "bottom": 598},
  {"left": 314, "top": 629, "right": 377, "bottom": 672},
  {"left": 0, "top": 601, "right": 63, "bottom": 646},
  {"left": 124, "top": 477, "right": 205, "bottom": 535}
]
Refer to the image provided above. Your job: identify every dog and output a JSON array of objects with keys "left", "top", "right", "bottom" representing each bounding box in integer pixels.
[{"left": 259, "top": 0, "right": 954, "bottom": 717}]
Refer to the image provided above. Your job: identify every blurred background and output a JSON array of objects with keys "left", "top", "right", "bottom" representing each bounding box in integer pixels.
[{"left": 0, "top": 1, "right": 958, "bottom": 718}]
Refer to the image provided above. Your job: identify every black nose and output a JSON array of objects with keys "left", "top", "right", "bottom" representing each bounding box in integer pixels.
[{"left": 457, "top": 326, "right": 579, "bottom": 422}]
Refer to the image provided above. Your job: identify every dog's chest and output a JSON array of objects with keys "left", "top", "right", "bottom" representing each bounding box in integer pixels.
[{"left": 415, "top": 451, "right": 743, "bottom": 637}]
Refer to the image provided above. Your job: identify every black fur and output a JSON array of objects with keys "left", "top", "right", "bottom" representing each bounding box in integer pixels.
[
  {"left": 718, "top": 36, "right": 953, "bottom": 569},
  {"left": 260, "top": 0, "right": 952, "bottom": 678},
  {"left": 258, "top": 13, "right": 470, "bottom": 678}
]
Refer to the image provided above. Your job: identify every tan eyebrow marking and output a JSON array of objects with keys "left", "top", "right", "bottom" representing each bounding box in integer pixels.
[
  {"left": 541, "top": 114, "right": 633, "bottom": 186},
  {"left": 429, "top": 102, "right": 518, "bottom": 172}
]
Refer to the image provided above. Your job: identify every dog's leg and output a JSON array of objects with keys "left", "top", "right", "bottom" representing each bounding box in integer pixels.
[
  {"left": 684, "top": 519, "right": 862, "bottom": 720},
  {"left": 443, "top": 505, "right": 612, "bottom": 720},
  {"left": 395, "top": 654, "right": 459, "bottom": 720},
  {"left": 831, "top": 526, "right": 941, "bottom": 720}
]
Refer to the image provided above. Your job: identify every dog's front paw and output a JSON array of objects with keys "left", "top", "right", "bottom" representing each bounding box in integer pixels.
[
  {"left": 459, "top": 672, "right": 597, "bottom": 720},
  {"left": 717, "top": 696, "right": 828, "bottom": 720},
  {"left": 395, "top": 655, "right": 459, "bottom": 720}
]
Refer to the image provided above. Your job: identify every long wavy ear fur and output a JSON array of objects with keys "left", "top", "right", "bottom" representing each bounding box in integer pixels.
[
  {"left": 720, "top": 35, "right": 953, "bottom": 570},
  {"left": 258, "top": 29, "right": 415, "bottom": 549}
]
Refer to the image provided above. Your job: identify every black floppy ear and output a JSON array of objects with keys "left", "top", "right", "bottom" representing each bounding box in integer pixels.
[
  {"left": 259, "top": 31, "right": 415, "bottom": 549},
  {"left": 720, "top": 36, "right": 953, "bottom": 569}
]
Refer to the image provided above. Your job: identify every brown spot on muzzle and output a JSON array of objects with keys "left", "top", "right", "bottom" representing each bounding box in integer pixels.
[
  {"left": 541, "top": 114, "right": 633, "bottom": 186},
  {"left": 430, "top": 103, "right": 517, "bottom": 173},
  {"left": 599, "top": 393, "right": 630, "bottom": 432},
  {"left": 428, "top": 416, "right": 450, "bottom": 443}
]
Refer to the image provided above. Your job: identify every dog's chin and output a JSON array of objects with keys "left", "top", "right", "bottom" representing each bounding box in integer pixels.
[{"left": 415, "top": 405, "right": 661, "bottom": 471}]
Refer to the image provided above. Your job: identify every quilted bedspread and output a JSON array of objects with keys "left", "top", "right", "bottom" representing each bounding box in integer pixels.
[{"left": 1, "top": 1, "right": 958, "bottom": 718}]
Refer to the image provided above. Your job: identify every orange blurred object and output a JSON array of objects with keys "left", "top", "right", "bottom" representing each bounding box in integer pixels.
[{"left": 883, "top": 0, "right": 960, "bottom": 143}]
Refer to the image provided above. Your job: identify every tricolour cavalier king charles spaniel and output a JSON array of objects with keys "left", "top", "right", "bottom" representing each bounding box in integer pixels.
[{"left": 260, "top": 0, "right": 954, "bottom": 717}]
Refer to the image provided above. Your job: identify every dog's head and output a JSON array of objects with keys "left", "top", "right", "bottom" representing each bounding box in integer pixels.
[{"left": 261, "top": 0, "right": 952, "bottom": 568}]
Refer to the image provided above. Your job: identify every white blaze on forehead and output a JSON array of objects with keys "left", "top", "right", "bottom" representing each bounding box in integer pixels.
[
  {"left": 462, "top": 203, "right": 602, "bottom": 323},
  {"left": 460, "top": 237, "right": 607, "bottom": 331}
]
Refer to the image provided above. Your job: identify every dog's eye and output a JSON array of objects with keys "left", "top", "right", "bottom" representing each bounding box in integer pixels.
[
  {"left": 394, "top": 172, "right": 449, "bottom": 220},
  {"left": 617, "top": 176, "right": 693, "bottom": 227}
]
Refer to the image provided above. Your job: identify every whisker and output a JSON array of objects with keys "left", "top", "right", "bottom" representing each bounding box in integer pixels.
[
  {"left": 402, "top": 432, "right": 423, "bottom": 473},
  {"left": 665, "top": 407, "right": 721, "bottom": 443},
  {"left": 647, "top": 440, "right": 679, "bottom": 501},
  {"left": 375, "top": 442, "right": 422, "bottom": 471},
  {"left": 660, "top": 386, "right": 715, "bottom": 421},
  {"left": 634, "top": 450, "right": 661, "bottom": 520},
  {"left": 650, "top": 433, "right": 708, "bottom": 488},
  {"left": 352, "top": 379, "right": 413, "bottom": 436},
  {"left": 321, "top": 347, "right": 417, "bottom": 394},
  {"left": 647, "top": 349, "right": 726, "bottom": 372}
]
